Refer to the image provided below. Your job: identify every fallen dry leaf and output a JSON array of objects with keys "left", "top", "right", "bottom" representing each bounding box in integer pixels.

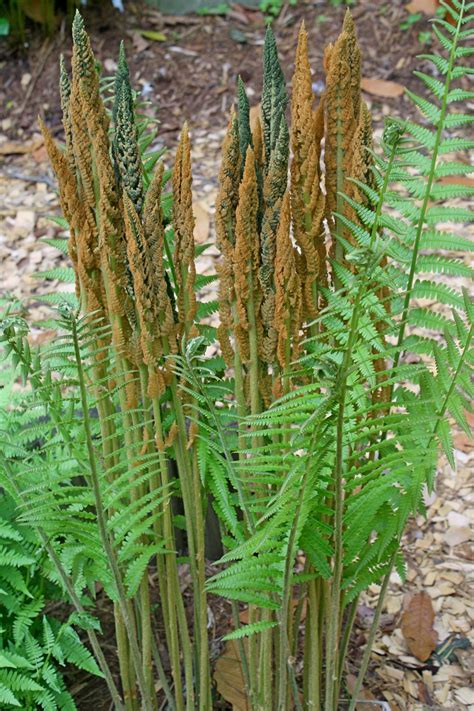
[
  {"left": 401, "top": 592, "right": 438, "bottom": 661},
  {"left": 406, "top": 0, "right": 438, "bottom": 15},
  {"left": 193, "top": 201, "right": 210, "bottom": 244},
  {"left": 444, "top": 526, "right": 471, "bottom": 547},
  {"left": 454, "top": 687, "right": 474, "bottom": 705},
  {"left": 438, "top": 175, "right": 474, "bottom": 189},
  {"left": 361, "top": 78, "right": 405, "bottom": 98},
  {"left": 0, "top": 136, "right": 44, "bottom": 155},
  {"left": 453, "top": 432, "right": 474, "bottom": 452},
  {"left": 346, "top": 673, "right": 379, "bottom": 710},
  {"left": 214, "top": 640, "right": 250, "bottom": 710}
]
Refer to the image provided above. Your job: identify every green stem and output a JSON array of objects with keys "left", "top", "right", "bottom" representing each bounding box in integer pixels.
[
  {"left": 70, "top": 316, "right": 154, "bottom": 711},
  {"left": 115, "top": 606, "right": 137, "bottom": 711},
  {"left": 247, "top": 265, "right": 261, "bottom": 418},
  {"left": 325, "top": 135, "right": 400, "bottom": 710},
  {"left": 325, "top": 291, "right": 363, "bottom": 711},
  {"left": 304, "top": 577, "right": 321, "bottom": 710},
  {"left": 169, "top": 374, "right": 210, "bottom": 709},
  {"left": 337, "top": 595, "right": 359, "bottom": 695},
  {"left": 245, "top": 264, "right": 262, "bottom": 706},
  {"left": 150, "top": 395, "right": 189, "bottom": 711},
  {"left": 347, "top": 563, "right": 391, "bottom": 711}
]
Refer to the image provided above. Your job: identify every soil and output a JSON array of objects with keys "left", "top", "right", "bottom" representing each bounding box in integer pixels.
[
  {"left": 0, "top": 1, "right": 473, "bottom": 709},
  {"left": 0, "top": 0, "right": 444, "bottom": 141}
]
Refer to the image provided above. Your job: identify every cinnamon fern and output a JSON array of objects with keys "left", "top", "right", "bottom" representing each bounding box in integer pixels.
[{"left": 0, "top": 2, "right": 472, "bottom": 710}]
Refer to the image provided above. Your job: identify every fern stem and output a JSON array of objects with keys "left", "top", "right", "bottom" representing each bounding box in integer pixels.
[
  {"left": 115, "top": 606, "right": 137, "bottom": 711},
  {"left": 43, "top": 539, "right": 125, "bottom": 710},
  {"left": 325, "top": 288, "right": 363, "bottom": 711},
  {"left": 150, "top": 394, "right": 189, "bottom": 711},
  {"left": 303, "top": 576, "right": 321, "bottom": 709},
  {"left": 70, "top": 316, "right": 154, "bottom": 711},
  {"left": 246, "top": 260, "right": 262, "bottom": 707},
  {"left": 347, "top": 558, "right": 391, "bottom": 711},
  {"left": 277, "top": 434, "right": 322, "bottom": 710},
  {"left": 337, "top": 595, "right": 359, "bottom": 694},
  {"left": 168, "top": 373, "right": 210, "bottom": 709},
  {"left": 247, "top": 266, "right": 261, "bottom": 418},
  {"left": 138, "top": 367, "right": 185, "bottom": 710}
]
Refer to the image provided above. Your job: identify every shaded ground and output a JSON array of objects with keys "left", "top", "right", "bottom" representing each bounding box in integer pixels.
[
  {"left": 0, "top": 1, "right": 473, "bottom": 709},
  {"left": 0, "top": 0, "right": 447, "bottom": 140}
]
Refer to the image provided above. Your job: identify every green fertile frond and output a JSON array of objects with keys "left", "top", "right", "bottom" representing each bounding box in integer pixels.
[
  {"left": 262, "top": 26, "right": 288, "bottom": 170},
  {"left": 237, "top": 76, "right": 252, "bottom": 168},
  {"left": 113, "top": 44, "right": 144, "bottom": 213}
]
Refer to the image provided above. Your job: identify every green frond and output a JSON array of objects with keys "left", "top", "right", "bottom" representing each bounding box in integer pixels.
[{"left": 223, "top": 620, "right": 278, "bottom": 641}]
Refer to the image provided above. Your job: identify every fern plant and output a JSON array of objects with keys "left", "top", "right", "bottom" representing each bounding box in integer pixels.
[
  {"left": 0, "top": 2, "right": 472, "bottom": 709},
  {"left": 0, "top": 484, "right": 102, "bottom": 710}
]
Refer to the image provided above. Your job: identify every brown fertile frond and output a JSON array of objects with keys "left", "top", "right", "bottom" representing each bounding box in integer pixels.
[
  {"left": 69, "top": 78, "right": 95, "bottom": 210},
  {"left": 233, "top": 147, "right": 261, "bottom": 363},
  {"left": 40, "top": 119, "right": 79, "bottom": 278},
  {"left": 69, "top": 17, "right": 117, "bottom": 289},
  {"left": 324, "top": 29, "right": 357, "bottom": 224},
  {"left": 173, "top": 123, "right": 197, "bottom": 338},
  {"left": 324, "top": 14, "right": 366, "bottom": 273},
  {"left": 252, "top": 114, "right": 264, "bottom": 170},
  {"left": 216, "top": 109, "right": 241, "bottom": 364},
  {"left": 70, "top": 26, "right": 133, "bottom": 338},
  {"left": 291, "top": 23, "right": 326, "bottom": 317},
  {"left": 124, "top": 193, "right": 171, "bottom": 397},
  {"left": 215, "top": 109, "right": 241, "bottom": 252},
  {"left": 342, "top": 10, "right": 361, "bottom": 120},
  {"left": 260, "top": 118, "right": 289, "bottom": 363},
  {"left": 143, "top": 161, "right": 175, "bottom": 342},
  {"left": 71, "top": 12, "right": 108, "bottom": 136},
  {"left": 40, "top": 119, "right": 105, "bottom": 318},
  {"left": 59, "top": 55, "right": 76, "bottom": 177},
  {"left": 274, "top": 192, "right": 301, "bottom": 371}
]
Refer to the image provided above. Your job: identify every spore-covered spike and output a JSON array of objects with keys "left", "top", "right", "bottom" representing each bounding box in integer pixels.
[
  {"left": 113, "top": 41, "right": 131, "bottom": 124},
  {"left": 274, "top": 192, "right": 301, "bottom": 371},
  {"left": 342, "top": 9, "right": 361, "bottom": 119},
  {"left": 216, "top": 109, "right": 241, "bottom": 365},
  {"left": 173, "top": 123, "right": 197, "bottom": 338},
  {"left": 72, "top": 11, "right": 96, "bottom": 82},
  {"left": 112, "top": 45, "right": 144, "bottom": 213},
  {"left": 233, "top": 147, "right": 262, "bottom": 363},
  {"left": 291, "top": 22, "right": 326, "bottom": 317},
  {"left": 59, "top": 55, "right": 76, "bottom": 176},
  {"left": 262, "top": 26, "right": 288, "bottom": 171},
  {"left": 237, "top": 76, "right": 253, "bottom": 171},
  {"left": 259, "top": 116, "right": 289, "bottom": 363},
  {"left": 216, "top": 108, "right": 241, "bottom": 251}
]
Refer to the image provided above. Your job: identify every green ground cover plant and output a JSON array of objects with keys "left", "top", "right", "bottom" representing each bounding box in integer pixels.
[
  {"left": 0, "top": 371, "right": 103, "bottom": 709},
  {"left": 1, "top": 1, "right": 473, "bottom": 708}
]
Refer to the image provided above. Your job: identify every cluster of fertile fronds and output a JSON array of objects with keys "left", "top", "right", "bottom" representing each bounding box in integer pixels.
[
  {"left": 1, "top": 3, "right": 472, "bottom": 711},
  {"left": 13, "top": 11, "right": 211, "bottom": 711},
  {"left": 206, "top": 1, "right": 473, "bottom": 707},
  {"left": 216, "top": 13, "right": 375, "bottom": 404}
]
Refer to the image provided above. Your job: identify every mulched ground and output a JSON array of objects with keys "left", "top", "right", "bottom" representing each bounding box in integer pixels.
[
  {"left": 0, "top": 1, "right": 473, "bottom": 709},
  {"left": 0, "top": 0, "right": 445, "bottom": 140}
]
